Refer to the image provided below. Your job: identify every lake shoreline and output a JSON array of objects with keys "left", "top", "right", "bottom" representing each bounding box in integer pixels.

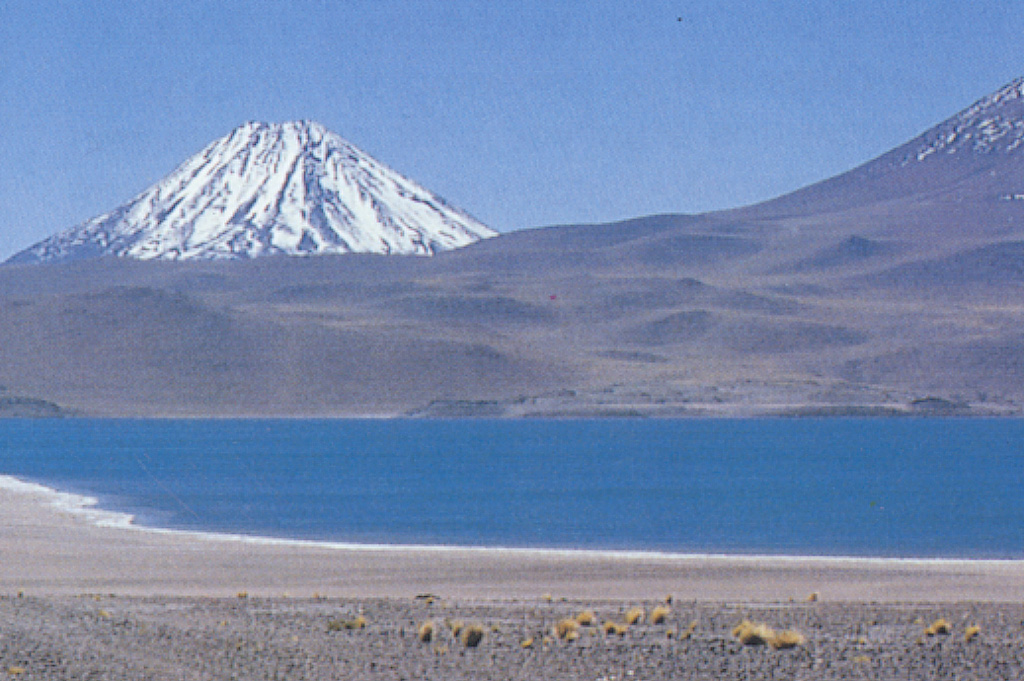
[
  {"left": 8, "top": 473, "right": 1024, "bottom": 565},
  {"left": 3, "top": 474, "right": 1024, "bottom": 602},
  {"left": 4, "top": 419, "right": 1023, "bottom": 559}
]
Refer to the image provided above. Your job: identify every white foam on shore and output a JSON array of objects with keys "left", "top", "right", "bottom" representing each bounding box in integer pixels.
[
  {"left": 1, "top": 473, "right": 1021, "bottom": 569},
  {"left": 0, "top": 474, "right": 136, "bottom": 530}
]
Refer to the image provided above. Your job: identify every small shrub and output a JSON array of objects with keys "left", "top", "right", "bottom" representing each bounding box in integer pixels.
[
  {"left": 806, "top": 592, "right": 819, "bottom": 603},
  {"left": 964, "top": 625, "right": 981, "bottom": 642},
  {"left": 448, "top": 620, "right": 465, "bottom": 636},
  {"left": 462, "top": 624, "right": 485, "bottom": 647},
  {"left": 680, "top": 621, "right": 698, "bottom": 640},
  {"left": 741, "top": 626, "right": 772, "bottom": 646},
  {"left": 555, "top": 619, "right": 580, "bottom": 640},
  {"left": 417, "top": 621, "right": 435, "bottom": 642},
  {"left": 625, "top": 607, "right": 645, "bottom": 625},
  {"left": 733, "top": 620, "right": 774, "bottom": 646},
  {"left": 925, "top": 618, "right": 950, "bottom": 636},
  {"left": 327, "top": 615, "right": 367, "bottom": 632},
  {"left": 520, "top": 637, "right": 535, "bottom": 649},
  {"left": 542, "top": 593, "right": 553, "bottom": 602},
  {"left": 602, "top": 620, "right": 629, "bottom": 636},
  {"left": 575, "top": 610, "right": 596, "bottom": 626},
  {"left": 769, "top": 629, "right": 805, "bottom": 650},
  {"left": 733, "top": 620, "right": 804, "bottom": 649},
  {"left": 650, "top": 605, "right": 671, "bottom": 625}
]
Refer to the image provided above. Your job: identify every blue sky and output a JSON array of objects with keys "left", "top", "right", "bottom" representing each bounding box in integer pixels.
[{"left": 1, "top": 0, "right": 1022, "bottom": 259}]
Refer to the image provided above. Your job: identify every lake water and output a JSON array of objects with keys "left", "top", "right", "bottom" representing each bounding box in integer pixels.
[{"left": 0, "top": 419, "right": 1021, "bottom": 559}]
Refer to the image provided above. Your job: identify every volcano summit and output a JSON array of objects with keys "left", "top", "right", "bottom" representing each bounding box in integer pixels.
[{"left": 9, "top": 121, "right": 495, "bottom": 263}]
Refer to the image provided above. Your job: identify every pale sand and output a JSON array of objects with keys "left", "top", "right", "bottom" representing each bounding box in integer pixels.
[{"left": 3, "top": 481, "right": 1024, "bottom": 602}]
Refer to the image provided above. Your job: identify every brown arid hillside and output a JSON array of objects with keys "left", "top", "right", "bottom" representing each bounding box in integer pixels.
[{"left": 6, "top": 79, "right": 1024, "bottom": 418}]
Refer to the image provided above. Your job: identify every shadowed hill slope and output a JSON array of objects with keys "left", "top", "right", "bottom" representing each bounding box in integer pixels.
[{"left": 6, "top": 80, "right": 1024, "bottom": 416}]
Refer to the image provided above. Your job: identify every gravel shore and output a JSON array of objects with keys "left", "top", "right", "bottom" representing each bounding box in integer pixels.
[
  {"left": 3, "top": 480, "right": 1024, "bottom": 678},
  {"left": 0, "top": 594, "right": 1022, "bottom": 680}
]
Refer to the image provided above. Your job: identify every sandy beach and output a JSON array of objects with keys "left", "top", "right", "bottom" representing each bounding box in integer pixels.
[
  {"left": 2, "top": 477, "right": 1024, "bottom": 602},
  {"left": 3, "top": 479, "right": 1024, "bottom": 679}
]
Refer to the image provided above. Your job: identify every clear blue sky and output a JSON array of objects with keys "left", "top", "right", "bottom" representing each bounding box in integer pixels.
[{"left": 1, "top": 0, "right": 1022, "bottom": 259}]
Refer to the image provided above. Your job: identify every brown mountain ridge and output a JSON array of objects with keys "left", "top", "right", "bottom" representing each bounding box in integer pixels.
[{"left": 5, "top": 79, "right": 1024, "bottom": 417}]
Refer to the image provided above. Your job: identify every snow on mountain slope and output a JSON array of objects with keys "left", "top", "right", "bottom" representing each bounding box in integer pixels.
[
  {"left": 903, "top": 77, "right": 1024, "bottom": 163},
  {"left": 9, "top": 121, "right": 496, "bottom": 263},
  {"left": 735, "top": 77, "right": 1024, "bottom": 221}
]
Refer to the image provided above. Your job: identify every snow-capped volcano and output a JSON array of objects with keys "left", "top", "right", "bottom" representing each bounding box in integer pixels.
[{"left": 9, "top": 121, "right": 496, "bottom": 263}]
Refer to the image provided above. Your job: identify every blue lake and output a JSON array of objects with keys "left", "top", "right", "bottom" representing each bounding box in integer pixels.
[{"left": 0, "top": 419, "right": 1021, "bottom": 558}]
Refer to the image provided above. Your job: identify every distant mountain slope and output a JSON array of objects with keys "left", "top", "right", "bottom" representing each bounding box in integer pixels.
[
  {"left": 4, "top": 80, "right": 1024, "bottom": 417},
  {"left": 734, "top": 77, "right": 1024, "bottom": 223},
  {"left": 471, "top": 76, "right": 1024, "bottom": 280},
  {"left": 9, "top": 121, "right": 495, "bottom": 263}
]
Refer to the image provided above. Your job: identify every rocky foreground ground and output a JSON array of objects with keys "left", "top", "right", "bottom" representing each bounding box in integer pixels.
[{"left": 0, "top": 595, "right": 1021, "bottom": 679}]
